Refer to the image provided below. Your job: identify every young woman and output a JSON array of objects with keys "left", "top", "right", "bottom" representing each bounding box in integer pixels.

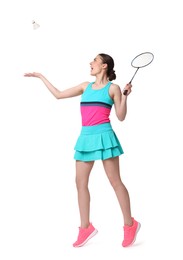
[{"left": 24, "top": 53, "right": 141, "bottom": 247}]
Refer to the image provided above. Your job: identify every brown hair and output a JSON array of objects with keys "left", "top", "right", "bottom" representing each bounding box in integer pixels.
[{"left": 99, "top": 53, "right": 116, "bottom": 81}]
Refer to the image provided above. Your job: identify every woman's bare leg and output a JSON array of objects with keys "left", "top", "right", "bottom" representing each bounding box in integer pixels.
[
  {"left": 102, "top": 156, "right": 132, "bottom": 226},
  {"left": 75, "top": 160, "right": 94, "bottom": 228}
]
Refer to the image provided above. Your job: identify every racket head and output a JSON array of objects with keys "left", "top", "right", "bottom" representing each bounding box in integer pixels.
[{"left": 131, "top": 52, "right": 154, "bottom": 68}]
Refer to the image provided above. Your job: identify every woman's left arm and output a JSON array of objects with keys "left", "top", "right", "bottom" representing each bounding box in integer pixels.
[{"left": 110, "top": 83, "right": 132, "bottom": 121}]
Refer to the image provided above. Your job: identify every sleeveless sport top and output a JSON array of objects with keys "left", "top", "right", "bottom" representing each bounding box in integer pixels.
[{"left": 80, "top": 81, "right": 114, "bottom": 126}]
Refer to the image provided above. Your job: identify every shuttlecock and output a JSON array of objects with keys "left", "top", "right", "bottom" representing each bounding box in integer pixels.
[{"left": 32, "top": 20, "right": 40, "bottom": 30}]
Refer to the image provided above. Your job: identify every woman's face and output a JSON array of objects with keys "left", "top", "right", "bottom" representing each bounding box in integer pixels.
[{"left": 90, "top": 55, "right": 106, "bottom": 76}]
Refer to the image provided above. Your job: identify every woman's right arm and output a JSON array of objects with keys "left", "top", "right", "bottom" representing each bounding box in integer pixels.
[{"left": 24, "top": 72, "right": 89, "bottom": 99}]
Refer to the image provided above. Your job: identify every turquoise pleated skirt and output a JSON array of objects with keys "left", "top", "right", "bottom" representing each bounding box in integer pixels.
[{"left": 74, "top": 122, "right": 124, "bottom": 162}]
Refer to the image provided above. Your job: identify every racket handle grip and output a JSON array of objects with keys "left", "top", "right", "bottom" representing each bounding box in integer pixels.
[{"left": 123, "top": 89, "right": 128, "bottom": 95}]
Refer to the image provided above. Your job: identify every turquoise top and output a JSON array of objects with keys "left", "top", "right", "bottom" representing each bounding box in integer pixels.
[{"left": 80, "top": 82, "right": 114, "bottom": 126}]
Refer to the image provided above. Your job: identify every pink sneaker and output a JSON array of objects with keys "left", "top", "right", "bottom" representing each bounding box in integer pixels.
[
  {"left": 122, "top": 218, "right": 141, "bottom": 247},
  {"left": 73, "top": 223, "right": 98, "bottom": 247}
]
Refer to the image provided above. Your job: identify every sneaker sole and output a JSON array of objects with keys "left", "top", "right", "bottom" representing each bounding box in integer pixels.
[
  {"left": 73, "top": 229, "right": 98, "bottom": 247},
  {"left": 128, "top": 222, "right": 141, "bottom": 247}
]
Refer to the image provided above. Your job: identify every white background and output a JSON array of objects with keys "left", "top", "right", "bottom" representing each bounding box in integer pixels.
[{"left": 0, "top": 0, "right": 182, "bottom": 259}]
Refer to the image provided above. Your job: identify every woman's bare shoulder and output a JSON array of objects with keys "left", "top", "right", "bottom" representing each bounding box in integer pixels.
[
  {"left": 109, "top": 83, "right": 121, "bottom": 98},
  {"left": 80, "top": 81, "right": 91, "bottom": 91}
]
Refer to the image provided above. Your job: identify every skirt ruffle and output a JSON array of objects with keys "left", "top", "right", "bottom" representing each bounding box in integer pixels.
[{"left": 74, "top": 123, "right": 124, "bottom": 161}]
